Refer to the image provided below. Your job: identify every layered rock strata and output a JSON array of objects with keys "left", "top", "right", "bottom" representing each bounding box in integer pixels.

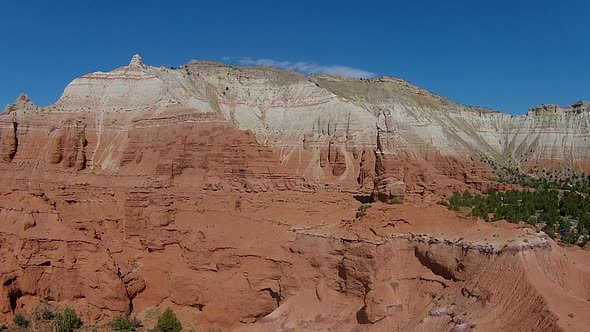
[{"left": 0, "top": 55, "right": 589, "bottom": 331}]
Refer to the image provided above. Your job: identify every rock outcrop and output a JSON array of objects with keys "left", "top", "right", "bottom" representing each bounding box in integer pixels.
[
  {"left": 0, "top": 55, "right": 589, "bottom": 331},
  {"left": 0, "top": 121, "right": 17, "bottom": 163},
  {"left": 10, "top": 54, "right": 588, "bottom": 187},
  {"left": 372, "top": 130, "right": 406, "bottom": 202},
  {"left": 47, "top": 119, "right": 88, "bottom": 170}
]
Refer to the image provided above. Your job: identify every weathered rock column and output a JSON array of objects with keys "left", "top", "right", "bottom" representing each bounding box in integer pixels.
[{"left": 372, "top": 129, "right": 406, "bottom": 202}]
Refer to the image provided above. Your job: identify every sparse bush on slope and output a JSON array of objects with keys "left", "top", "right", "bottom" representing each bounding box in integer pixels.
[
  {"left": 148, "top": 308, "right": 182, "bottom": 332},
  {"left": 55, "top": 307, "right": 82, "bottom": 332},
  {"left": 13, "top": 313, "right": 28, "bottom": 328},
  {"left": 109, "top": 315, "right": 142, "bottom": 331}
]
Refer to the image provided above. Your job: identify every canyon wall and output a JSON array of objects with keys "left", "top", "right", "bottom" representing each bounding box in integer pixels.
[
  {"left": 6, "top": 54, "right": 587, "bottom": 193},
  {"left": 0, "top": 55, "right": 589, "bottom": 331}
]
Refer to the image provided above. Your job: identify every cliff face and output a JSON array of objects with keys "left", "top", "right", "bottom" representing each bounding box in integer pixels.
[
  {"left": 0, "top": 55, "right": 589, "bottom": 331},
  {"left": 6, "top": 55, "right": 589, "bottom": 190}
]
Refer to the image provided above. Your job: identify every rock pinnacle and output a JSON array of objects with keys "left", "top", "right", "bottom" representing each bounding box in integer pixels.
[{"left": 129, "top": 54, "right": 144, "bottom": 67}]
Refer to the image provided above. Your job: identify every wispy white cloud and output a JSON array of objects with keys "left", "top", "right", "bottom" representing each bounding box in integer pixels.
[{"left": 236, "top": 57, "right": 376, "bottom": 79}]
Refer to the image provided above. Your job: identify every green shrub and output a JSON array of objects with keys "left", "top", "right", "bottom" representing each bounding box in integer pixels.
[
  {"left": 355, "top": 203, "right": 372, "bottom": 218},
  {"left": 55, "top": 307, "right": 82, "bottom": 332},
  {"left": 357, "top": 203, "right": 371, "bottom": 212},
  {"left": 527, "top": 216, "right": 537, "bottom": 225},
  {"left": 33, "top": 301, "right": 56, "bottom": 322},
  {"left": 13, "top": 313, "right": 29, "bottom": 327},
  {"left": 41, "top": 308, "right": 55, "bottom": 321},
  {"left": 109, "top": 315, "right": 141, "bottom": 331},
  {"left": 388, "top": 197, "right": 403, "bottom": 205},
  {"left": 153, "top": 308, "right": 182, "bottom": 332}
]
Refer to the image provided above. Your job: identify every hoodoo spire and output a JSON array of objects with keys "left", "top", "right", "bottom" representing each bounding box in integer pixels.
[{"left": 129, "top": 54, "right": 144, "bottom": 67}]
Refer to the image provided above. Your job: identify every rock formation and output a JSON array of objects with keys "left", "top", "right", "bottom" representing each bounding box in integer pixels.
[{"left": 0, "top": 55, "right": 588, "bottom": 331}]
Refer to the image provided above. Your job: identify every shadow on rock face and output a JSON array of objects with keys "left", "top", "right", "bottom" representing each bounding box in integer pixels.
[
  {"left": 356, "top": 306, "right": 370, "bottom": 324},
  {"left": 8, "top": 288, "right": 22, "bottom": 313},
  {"left": 414, "top": 247, "right": 456, "bottom": 281},
  {"left": 353, "top": 195, "right": 373, "bottom": 204}
]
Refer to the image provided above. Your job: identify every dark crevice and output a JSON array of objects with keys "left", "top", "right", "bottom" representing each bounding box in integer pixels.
[
  {"left": 3, "top": 277, "right": 16, "bottom": 287},
  {"left": 353, "top": 195, "right": 373, "bottom": 204},
  {"left": 8, "top": 288, "right": 22, "bottom": 313},
  {"left": 337, "top": 261, "right": 347, "bottom": 281},
  {"left": 356, "top": 306, "right": 370, "bottom": 324},
  {"left": 261, "top": 288, "right": 282, "bottom": 307},
  {"left": 9, "top": 122, "right": 18, "bottom": 161}
]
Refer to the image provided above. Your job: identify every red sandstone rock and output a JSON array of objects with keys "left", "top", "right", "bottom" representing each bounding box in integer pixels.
[
  {"left": 0, "top": 59, "right": 588, "bottom": 332},
  {"left": 362, "top": 282, "right": 402, "bottom": 323}
]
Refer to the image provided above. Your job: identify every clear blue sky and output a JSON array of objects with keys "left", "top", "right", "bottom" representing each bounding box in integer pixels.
[{"left": 1, "top": 0, "right": 588, "bottom": 114}]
